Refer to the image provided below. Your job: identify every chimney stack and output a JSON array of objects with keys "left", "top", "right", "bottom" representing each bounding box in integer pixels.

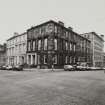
[
  {"left": 58, "top": 21, "right": 64, "bottom": 26},
  {"left": 101, "top": 34, "right": 104, "bottom": 38},
  {"left": 68, "top": 27, "right": 73, "bottom": 31},
  {"left": 14, "top": 32, "right": 19, "bottom": 36}
]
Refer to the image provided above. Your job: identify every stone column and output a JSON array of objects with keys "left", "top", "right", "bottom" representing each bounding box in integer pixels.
[{"left": 35, "top": 53, "right": 37, "bottom": 65}]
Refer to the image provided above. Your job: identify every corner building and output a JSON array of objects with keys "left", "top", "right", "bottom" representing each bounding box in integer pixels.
[{"left": 27, "top": 20, "right": 91, "bottom": 68}]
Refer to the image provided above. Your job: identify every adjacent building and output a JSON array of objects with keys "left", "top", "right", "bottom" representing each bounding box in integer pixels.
[
  {"left": 0, "top": 43, "right": 6, "bottom": 66},
  {"left": 7, "top": 32, "right": 27, "bottom": 66},
  {"left": 81, "top": 32, "right": 104, "bottom": 67},
  {"left": 103, "top": 53, "right": 105, "bottom": 67},
  {"left": 27, "top": 20, "right": 91, "bottom": 68}
]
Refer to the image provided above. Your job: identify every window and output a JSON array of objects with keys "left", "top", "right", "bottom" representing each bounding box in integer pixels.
[
  {"left": 23, "top": 43, "right": 26, "bottom": 52},
  {"left": 38, "top": 55, "right": 40, "bottom": 64},
  {"left": 70, "top": 56, "right": 72, "bottom": 63},
  {"left": 44, "top": 55, "right": 47, "bottom": 64},
  {"left": 73, "top": 57, "right": 76, "bottom": 63},
  {"left": 19, "top": 44, "right": 21, "bottom": 52},
  {"left": 66, "top": 42, "right": 68, "bottom": 50},
  {"left": 53, "top": 55, "right": 57, "bottom": 64},
  {"left": 44, "top": 38, "right": 47, "bottom": 50},
  {"left": 41, "top": 26, "right": 45, "bottom": 35},
  {"left": 66, "top": 31, "right": 68, "bottom": 38},
  {"left": 28, "top": 42, "right": 31, "bottom": 51},
  {"left": 65, "top": 56, "right": 68, "bottom": 64},
  {"left": 38, "top": 40, "right": 41, "bottom": 50},
  {"left": 28, "top": 55, "right": 31, "bottom": 65},
  {"left": 70, "top": 43, "right": 72, "bottom": 51},
  {"left": 54, "top": 39, "right": 57, "bottom": 50},
  {"left": 33, "top": 41, "right": 36, "bottom": 51},
  {"left": 54, "top": 26, "right": 57, "bottom": 33},
  {"left": 74, "top": 44, "right": 76, "bottom": 52}
]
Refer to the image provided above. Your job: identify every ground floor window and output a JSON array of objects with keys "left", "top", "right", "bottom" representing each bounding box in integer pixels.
[
  {"left": 32, "top": 55, "right": 35, "bottom": 65},
  {"left": 65, "top": 56, "right": 68, "bottom": 64},
  {"left": 53, "top": 55, "right": 57, "bottom": 64},
  {"left": 69, "top": 56, "right": 72, "bottom": 64},
  {"left": 44, "top": 55, "right": 47, "bottom": 64},
  {"left": 28, "top": 55, "right": 31, "bottom": 65},
  {"left": 73, "top": 57, "right": 76, "bottom": 64},
  {"left": 38, "top": 55, "right": 40, "bottom": 64}
]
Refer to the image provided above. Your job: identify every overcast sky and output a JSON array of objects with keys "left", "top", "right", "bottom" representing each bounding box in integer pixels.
[{"left": 0, "top": 0, "right": 105, "bottom": 44}]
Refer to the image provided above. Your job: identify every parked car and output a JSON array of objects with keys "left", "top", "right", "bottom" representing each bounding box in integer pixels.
[
  {"left": 89, "top": 67, "right": 97, "bottom": 70},
  {"left": 1, "top": 65, "right": 7, "bottom": 70},
  {"left": 86, "top": 66, "right": 91, "bottom": 71},
  {"left": 6, "top": 65, "right": 13, "bottom": 70},
  {"left": 12, "top": 65, "right": 23, "bottom": 71},
  {"left": 89, "top": 67, "right": 102, "bottom": 71},
  {"left": 64, "top": 65, "right": 74, "bottom": 71},
  {"left": 76, "top": 66, "right": 87, "bottom": 71}
]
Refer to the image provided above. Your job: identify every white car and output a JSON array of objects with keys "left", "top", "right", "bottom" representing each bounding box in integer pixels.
[
  {"left": 90, "top": 67, "right": 101, "bottom": 70},
  {"left": 6, "top": 65, "right": 13, "bottom": 70},
  {"left": 89, "top": 67, "right": 97, "bottom": 70},
  {"left": 64, "top": 65, "right": 74, "bottom": 71}
]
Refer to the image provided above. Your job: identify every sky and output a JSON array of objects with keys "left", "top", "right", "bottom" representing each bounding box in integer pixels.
[{"left": 0, "top": 0, "right": 105, "bottom": 45}]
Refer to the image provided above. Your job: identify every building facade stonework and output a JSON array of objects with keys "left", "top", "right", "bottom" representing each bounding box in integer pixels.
[
  {"left": 7, "top": 32, "right": 27, "bottom": 66},
  {"left": 81, "top": 32, "right": 104, "bottom": 67},
  {"left": 27, "top": 20, "right": 91, "bottom": 68}
]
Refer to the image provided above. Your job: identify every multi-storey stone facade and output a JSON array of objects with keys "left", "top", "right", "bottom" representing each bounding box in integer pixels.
[
  {"left": 7, "top": 32, "right": 27, "bottom": 66},
  {"left": 0, "top": 43, "right": 6, "bottom": 66},
  {"left": 27, "top": 20, "right": 91, "bottom": 69},
  {"left": 81, "top": 32, "right": 104, "bottom": 67}
]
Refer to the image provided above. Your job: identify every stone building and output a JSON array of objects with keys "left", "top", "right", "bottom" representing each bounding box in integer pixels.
[
  {"left": 7, "top": 32, "right": 27, "bottom": 66},
  {"left": 0, "top": 43, "right": 6, "bottom": 66},
  {"left": 81, "top": 32, "right": 104, "bottom": 67},
  {"left": 27, "top": 20, "right": 91, "bottom": 69}
]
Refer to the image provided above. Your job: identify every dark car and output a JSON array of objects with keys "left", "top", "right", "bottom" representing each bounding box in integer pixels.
[
  {"left": 76, "top": 65, "right": 88, "bottom": 71},
  {"left": 12, "top": 65, "right": 23, "bottom": 71},
  {"left": 1, "top": 65, "right": 7, "bottom": 70}
]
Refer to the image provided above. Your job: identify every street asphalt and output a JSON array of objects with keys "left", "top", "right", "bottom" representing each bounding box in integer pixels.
[{"left": 0, "top": 69, "right": 105, "bottom": 105}]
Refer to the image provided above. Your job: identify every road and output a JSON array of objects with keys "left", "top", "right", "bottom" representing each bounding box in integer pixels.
[{"left": 0, "top": 70, "right": 105, "bottom": 105}]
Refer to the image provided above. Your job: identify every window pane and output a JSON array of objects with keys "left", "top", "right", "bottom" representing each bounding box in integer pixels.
[
  {"left": 38, "top": 40, "right": 41, "bottom": 50},
  {"left": 66, "top": 42, "right": 68, "bottom": 50},
  {"left": 54, "top": 39, "right": 57, "bottom": 50},
  {"left": 53, "top": 55, "right": 57, "bottom": 64},
  {"left": 28, "top": 42, "right": 31, "bottom": 51},
  {"left": 44, "top": 38, "right": 47, "bottom": 50},
  {"left": 44, "top": 55, "right": 47, "bottom": 64},
  {"left": 33, "top": 41, "right": 36, "bottom": 51}
]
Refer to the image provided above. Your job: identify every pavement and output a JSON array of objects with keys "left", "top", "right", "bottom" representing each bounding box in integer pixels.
[
  {"left": 23, "top": 68, "right": 64, "bottom": 72},
  {"left": 0, "top": 70, "right": 105, "bottom": 105}
]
